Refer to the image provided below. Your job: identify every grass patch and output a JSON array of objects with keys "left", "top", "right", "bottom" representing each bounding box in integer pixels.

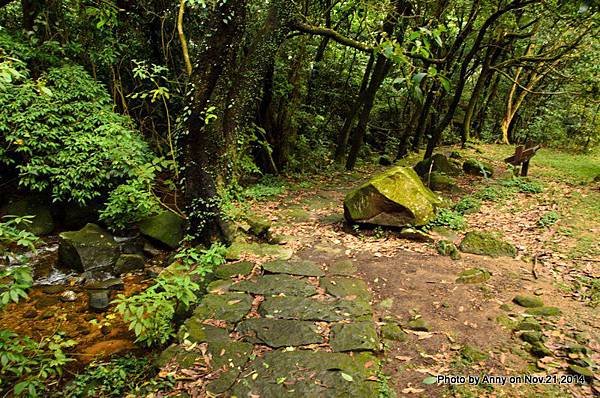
[
  {"left": 426, "top": 208, "right": 466, "bottom": 230},
  {"left": 533, "top": 148, "right": 600, "bottom": 184},
  {"left": 243, "top": 175, "right": 286, "bottom": 200}
]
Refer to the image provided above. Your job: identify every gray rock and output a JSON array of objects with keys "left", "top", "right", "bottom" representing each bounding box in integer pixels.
[
  {"left": 114, "top": 254, "right": 145, "bottom": 275},
  {"left": 1, "top": 196, "right": 54, "bottom": 235},
  {"left": 463, "top": 159, "right": 493, "bottom": 177},
  {"left": 60, "top": 290, "right": 77, "bottom": 302},
  {"left": 138, "top": 211, "right": 185, "bottom": 249},
  {"left": 231, "top": 274, "right": 317, "bottom": 297},
  {"left": 58, "top": 223, "right": 120, "bottom": 273},
  {"left": 237, "top": 318, "right": 323, "bottom": 348},
  {"left": 262, "top": 259, "right": 324, "bottom": 277},
  {"left": 87, "top": 289, "right": 110, "bottom": 311},
  {"left": 330, "top": 321, "right": 379, "bottom": 352}
]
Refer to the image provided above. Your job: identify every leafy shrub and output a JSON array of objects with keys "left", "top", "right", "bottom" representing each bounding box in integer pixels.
[
  {"left": 537, "top": 211, "right": 560, "bottom": 228},
  {"left": 474, "top": 186, "right": 511, "bottom": 202},
  {"left": 0, "top": 266, "right": 32, "bottom": 308},
  {"left": 427, "top": 208, "right": 466, "bottom": 230},
  {"left": 99, "top": 159, "right": 173, "bottom": 231},
  {"left": 0, "top": 63, "right": 154, "bottom": 204},
  {"left": 0, "top": 215, "right": 38, "bottom": 252},
  {"left": 453, "top": 196, "right": 481, "bottom": 215},
  {"left": 500, "top": 177, "right": 543, "bottom": 194},
  {"left": 0, "top": 330, "right": 76, "bottom": 397},
  {"left": 63, "top": 356, "right": 172, "bottom": 397},
  {"left": 0, "top": 216, "right": 37, "bottom": 307},
  {"left": 113, "top": 243, "right": 226, "bottom": 346}
]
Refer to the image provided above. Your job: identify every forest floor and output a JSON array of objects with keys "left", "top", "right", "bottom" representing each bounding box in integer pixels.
[{"left": 211, "top": 144, "right": 599, "bottom": 397}]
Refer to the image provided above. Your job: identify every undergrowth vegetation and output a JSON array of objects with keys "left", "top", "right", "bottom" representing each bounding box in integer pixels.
[{"left": 113, "top": 243, "right": 226, "bottom": 346}]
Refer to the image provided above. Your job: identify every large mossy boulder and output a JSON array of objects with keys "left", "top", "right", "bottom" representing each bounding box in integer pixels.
[
  {"left": 58, "top": 223, "right": 120, "bottom": 273},
  {"left": 459, "top": 231, "right": 516, "bottom": 258},
  {"left": 138, "top": 211, "right": 185, "bottom": 249},
  {"left": 1, "top": 196, "right": 54, "bottom": 235},
  {"left": 414, "top": 154, "right": 461, "bottom": 177},
  {"left": 344, "top": 166, "right": 442, "bottom": 227},
  {"left": 463, "top": 159, "right": 493, "bottom": 177}
]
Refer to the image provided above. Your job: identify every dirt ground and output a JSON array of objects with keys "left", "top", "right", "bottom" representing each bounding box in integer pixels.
[{"left": 248, "top": 147, "right": 600, "bottom": 397}]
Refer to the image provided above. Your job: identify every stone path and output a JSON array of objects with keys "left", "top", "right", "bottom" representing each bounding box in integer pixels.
[{"left": 157, "top": 258, "right": 392, "bottom": 396}]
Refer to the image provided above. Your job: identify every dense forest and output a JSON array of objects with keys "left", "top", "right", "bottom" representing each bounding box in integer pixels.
[{"left": 0, "top": 0, "right": 599, "bottom": 397}]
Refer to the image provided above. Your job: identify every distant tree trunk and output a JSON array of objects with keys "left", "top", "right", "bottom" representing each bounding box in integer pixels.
[
  {"left": 21, "top": 0, "right": 40, "bottom": 31},
  {"left": 345, "top": 55, "right": 391, "bottom": 170},
  {"left": 411, "top": 88, "right": 436, "bottom": 152},
  {"left": 462, "top": 43, "right": 499, "bottom": 145},
  {"left": 333, "top": 53, "right": 374, "bottom": 163}
]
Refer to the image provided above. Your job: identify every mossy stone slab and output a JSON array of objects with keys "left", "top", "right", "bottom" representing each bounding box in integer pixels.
[
  {"left": 178, "top": 317, "right": 230, "bottom": 343},
  {"left": 516, "top": 320, "right": 542, "bottom": 331},
  {"left": 231, "top": 274, "right": 317, "bottom": 297},
  {"left": 229, "top": 350, "right": 380, "bottom": 398},
  {"left": 328, "top": 260, "right": 358, "bottom": 276},
  {"left": 215, "top": 261, "right": 254, "bottom": 279},
  {"left": 259, "top": 296, "right": 371, "bottom": 321},
  {"left": 380, "top": 323, "right": 407, "bottom": 342},
  {"left": 262, "top": 259, "right": 324, "bottom": 277},
  {"left": 407, "top": 318, "right": 430, "bottom": 332},
  {"left": 236, "top": 318, "right": 323, "bottom": 348},
  {"left": 205, "top": 340, "right": 253, "bottom": 394},
  {"left": 193, "top": 292, "right": 252, "bottom": 323},
  {"left": 525, "top": 306, "right": 561, "bottom": 317},
  {"left": 456, "top": 268, "right": 491, "bottom": 284},
  {"left": 155, "top": 344, "right": 202, "bottom": 368},
  {"left": 320, "top": 277, "right": 370, "bottom": 300},
  {"left": 206, "top": 279, "right": 232, "bottom": 294},
  {"left": 330, "top": 321, "right": 379, "bottom": 352},
  {"left": 513, "top": 295, "right": 544, "bottom": 308},
  {"left": 226, "top": 241, "right": 293, "bottom": 260},
  {"left": 459, "top": 231, "right": 516, "bottom": 258}
]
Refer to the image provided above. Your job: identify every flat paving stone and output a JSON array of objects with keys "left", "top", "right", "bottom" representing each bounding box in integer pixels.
[
  {"left": 193, "top": 292, "right": 252, "bottom": 324},
  {"left": 262, "top": 259, "right": 325, "bottom": 277},
  {"left": 215, "top": 261, "right": 254, "bottom": 279},
  {"left": 178, "top": 318, "right": 230, "bottom": 343},
  {"left": 259, "top": 296, "right": 371, "bottom": 321},
  {"left": 229, "top": 350, "right": 380, "bottom": 397},
  {"left": 320, "top": 276, "right": 370, "bottom": 300},
  {"left": 330, "top": 321, "right": 379, "bottom": 352},
  {"left": 236, "top": 318, "right": 323, "bottom": 348},
  {"left": 328, "top": 260, "right": 358, "bottom": 276},
  {"left": 205, "top": 340, "right": 253, "bottom": 394},
  {"left": 231, "top": 274, "right": 317, "bottom": 297}
]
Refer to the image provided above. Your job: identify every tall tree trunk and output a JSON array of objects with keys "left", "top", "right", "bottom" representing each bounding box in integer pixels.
[
  {"left": 462, "top": 44, "right": 498, "bottom": 145},
  {"left": 333, "top": 53, "right": 374, "bottom": 163},
  {"left": 181, "top": 0, "right": 248, "bottom": 242},
  {"left": 181, "top": 0, "right": 293, "bottom": 241},
  {"left": 345, "top": 55, "right": 391, "bottom": 170}
]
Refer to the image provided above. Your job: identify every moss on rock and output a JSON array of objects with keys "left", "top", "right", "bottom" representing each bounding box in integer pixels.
[
  {"left": 343, "top": 166, "right": 442, "bottom": 227},
  {"left": 459, "top": 231, "right": 516, "bottom": 258}
]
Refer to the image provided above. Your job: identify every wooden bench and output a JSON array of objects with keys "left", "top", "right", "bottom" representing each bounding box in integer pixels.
[{"left": 504, "top": 143, "right": 540, "bottom": 177}]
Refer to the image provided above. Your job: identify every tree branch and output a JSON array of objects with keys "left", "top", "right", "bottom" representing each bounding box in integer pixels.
[
  {"left": 290, "top": 21, "right": 373, "bottom": 53},
  {"left": 0, "top": 0, "right": 16, "bottom": 8}
]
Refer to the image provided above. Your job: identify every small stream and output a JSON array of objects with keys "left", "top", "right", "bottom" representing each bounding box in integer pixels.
[{"left": 1, "top": 236, "right": 159, "bottom": 370}]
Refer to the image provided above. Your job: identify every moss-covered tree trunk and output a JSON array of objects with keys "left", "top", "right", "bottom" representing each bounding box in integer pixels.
[{"left": 181, "top": 0, "right": 292, "bottom": 241}]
